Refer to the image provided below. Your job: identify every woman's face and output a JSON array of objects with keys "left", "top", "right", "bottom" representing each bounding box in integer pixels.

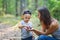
[{"left": 38, "top": 12, "right": 41, "bottom": 19}]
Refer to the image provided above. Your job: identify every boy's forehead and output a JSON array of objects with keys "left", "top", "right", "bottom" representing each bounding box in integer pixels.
[{"left": 24, "top": 14, "right": 31, "bottom": 16}]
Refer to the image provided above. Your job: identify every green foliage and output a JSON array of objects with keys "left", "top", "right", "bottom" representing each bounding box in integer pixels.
[
  {"left": 46, "top": 0, "right": 60, "bottom": 20},
  {"left": 0, "top": 14, "right": 21, "bottom": 25},
  {"left": 0, "top": 0, "right": 60, "bottom": 20},
  {"left": 6, "top": 0, "right": 16, "bottom": 14},
  {"left": 0, "top": 0, "right": 2, "bottom": 8}
]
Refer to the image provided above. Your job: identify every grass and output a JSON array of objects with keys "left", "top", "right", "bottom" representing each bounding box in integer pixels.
[
  {"left": 0, "top": 14, "right": 41, "bottom": 37},
  {"left": 1, "top": 14, "right": 60, "bottom": 37},
  {"left": 0, "top": 14, "right": 41, "bottom": 28},
  {"left": 0, "top": 14, "right": 60, "bottom": 29},
  {"left": 0, "top": 14, "right": 21, "bottom": 26},
  {"left": 0, "top": 14, "right": 41, "bottom": 33}
]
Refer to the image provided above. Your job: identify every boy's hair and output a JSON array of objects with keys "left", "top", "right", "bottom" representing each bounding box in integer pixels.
[{"left": 23, "top": 10, "right": 31, "bottom": 15}]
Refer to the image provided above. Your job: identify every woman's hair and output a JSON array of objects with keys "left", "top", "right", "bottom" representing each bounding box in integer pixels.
[
  {"left": 23, "top": 10, "right": 31, "bottom": 15},
  {"left": 38, "top": 7, "right": 52, "bottom": 27}
]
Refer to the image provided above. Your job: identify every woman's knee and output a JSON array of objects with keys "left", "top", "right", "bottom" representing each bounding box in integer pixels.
[
  {"left": 39, "top": 35, "right": 46, "bottom": 38},
  {"left": 38, "top": 35, "right": 56, "bottom": 40},
  {"left": 38, "top": 35, "right": 47, "bottom": 39}
]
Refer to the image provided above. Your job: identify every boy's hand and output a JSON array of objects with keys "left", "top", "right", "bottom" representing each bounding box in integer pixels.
[
  {"left": 24, "top": 27, "right": 34, "bottom": 31},
  {"left": 18, "top": 23, "right": 24, "bottom": 29},
  {"left": 27, "top": 28, "right": 34, "bottom": 31},
  {"left": 24, "top": 26, "right": 32, "bottom": 31}
]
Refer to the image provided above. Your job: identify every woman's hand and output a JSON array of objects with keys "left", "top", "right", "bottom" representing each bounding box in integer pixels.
[
  {"left": 26, "top": 27, "right": 34, "bottom": 31},
  {"left": 24, "top": 26, "right": 34, "bottom": 31}
]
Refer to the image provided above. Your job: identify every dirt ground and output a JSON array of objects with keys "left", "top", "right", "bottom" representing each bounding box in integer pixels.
[{"left": 0, "top": 23, "right": 21, "bottom": 40}]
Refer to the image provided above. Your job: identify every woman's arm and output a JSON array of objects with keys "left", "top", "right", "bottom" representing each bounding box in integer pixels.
[
  {"left": 30, "top": 20, "right": 58, "bottom": 35},
  {"left": 32, "top": 29, "right": 44, "bottom": 35},
  {"left": 32, "top": 25, "right": 46, "bottom": 35},
  {"left": 45, "top": 20, "right": 58, "bottom": 35}
]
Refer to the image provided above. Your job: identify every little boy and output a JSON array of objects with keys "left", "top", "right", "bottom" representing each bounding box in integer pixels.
[{"left": 18, "top": 10, "right": 33, "bottom": 40}]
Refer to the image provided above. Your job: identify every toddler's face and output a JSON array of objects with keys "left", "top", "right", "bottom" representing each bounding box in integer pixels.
[{"left": 23, "top": 14, "right": 31, "bottom": 23}]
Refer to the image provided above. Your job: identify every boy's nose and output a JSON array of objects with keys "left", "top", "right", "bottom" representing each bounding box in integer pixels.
[{"left": 26, "top": 19, "right": 29, "bottom": 20}]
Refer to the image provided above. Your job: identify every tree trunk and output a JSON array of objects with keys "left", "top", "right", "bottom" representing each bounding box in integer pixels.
[
  {"left": 35, "top": 0, "right": 38, "bottom": 10},
  {"left": 20, "top": 0, "right": 26, "bottom": 15},
  {"left": 15, "top": 0, "right": 18, "bottom": 16},
  {"left": 2, "top": 0, "right": 6, "bottom": 13},
  {"left": 5, "top": 0, "right": 7, "bottom": 14}
]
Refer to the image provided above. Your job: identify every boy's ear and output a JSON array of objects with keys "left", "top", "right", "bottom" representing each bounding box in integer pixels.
[{"left": 21, "top": 15, "right": 24, "bottom": 19}]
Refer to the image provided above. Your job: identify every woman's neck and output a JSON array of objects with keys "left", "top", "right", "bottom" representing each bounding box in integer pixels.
[{"left": 41, "top": 21, "right": 49, "bottom": 29}]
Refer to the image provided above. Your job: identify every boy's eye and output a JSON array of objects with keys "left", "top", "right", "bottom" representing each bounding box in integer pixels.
[
  {"left": 25, "top": 17, "right": 27, "bottom": 19},
  {"left": 28, "top": 18, "right": 30, "bottom": 19},
  {"left": 25, "top": 17, "right": 30, "bottom": 19}
]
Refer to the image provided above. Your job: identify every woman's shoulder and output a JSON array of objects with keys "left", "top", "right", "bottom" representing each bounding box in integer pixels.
[
  {"left": 51, "top": 18, "right": 59, "bottom": 27},
  {"left": 52, "top": 18, "right": 58, "bottom": 23}
]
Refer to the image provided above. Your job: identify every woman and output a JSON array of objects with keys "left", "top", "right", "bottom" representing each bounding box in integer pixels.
[{"left": 27, "top": 7, "right": 60, "bottom": 40}]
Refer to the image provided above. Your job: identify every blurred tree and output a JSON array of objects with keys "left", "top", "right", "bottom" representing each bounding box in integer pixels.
[
  {"left": 20, "top": 0, "right": 27, "bottom": 15},
  {"left": 15, "top": 0, "right": 18, "bottom": 16},
  {"left": 2, "top": 0, "right": 7, "bottom": 14},
  {"left": 46, "top": 0, "right": 60, "bottom": 20},
  {"left": 20, "top": 0, "right": 28, "bottom": 15},
  {"left": 35, "top": 0, "right": 38, "bottom": 10},
  {"left": 2, "top": 0, "right": 4, "bottom": 11},
  {"left": 5, "top": 0, "right": 7, "bottom": 14},
  {"left": 0, "top": 0, "right": 60, "bottom": 20}
]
